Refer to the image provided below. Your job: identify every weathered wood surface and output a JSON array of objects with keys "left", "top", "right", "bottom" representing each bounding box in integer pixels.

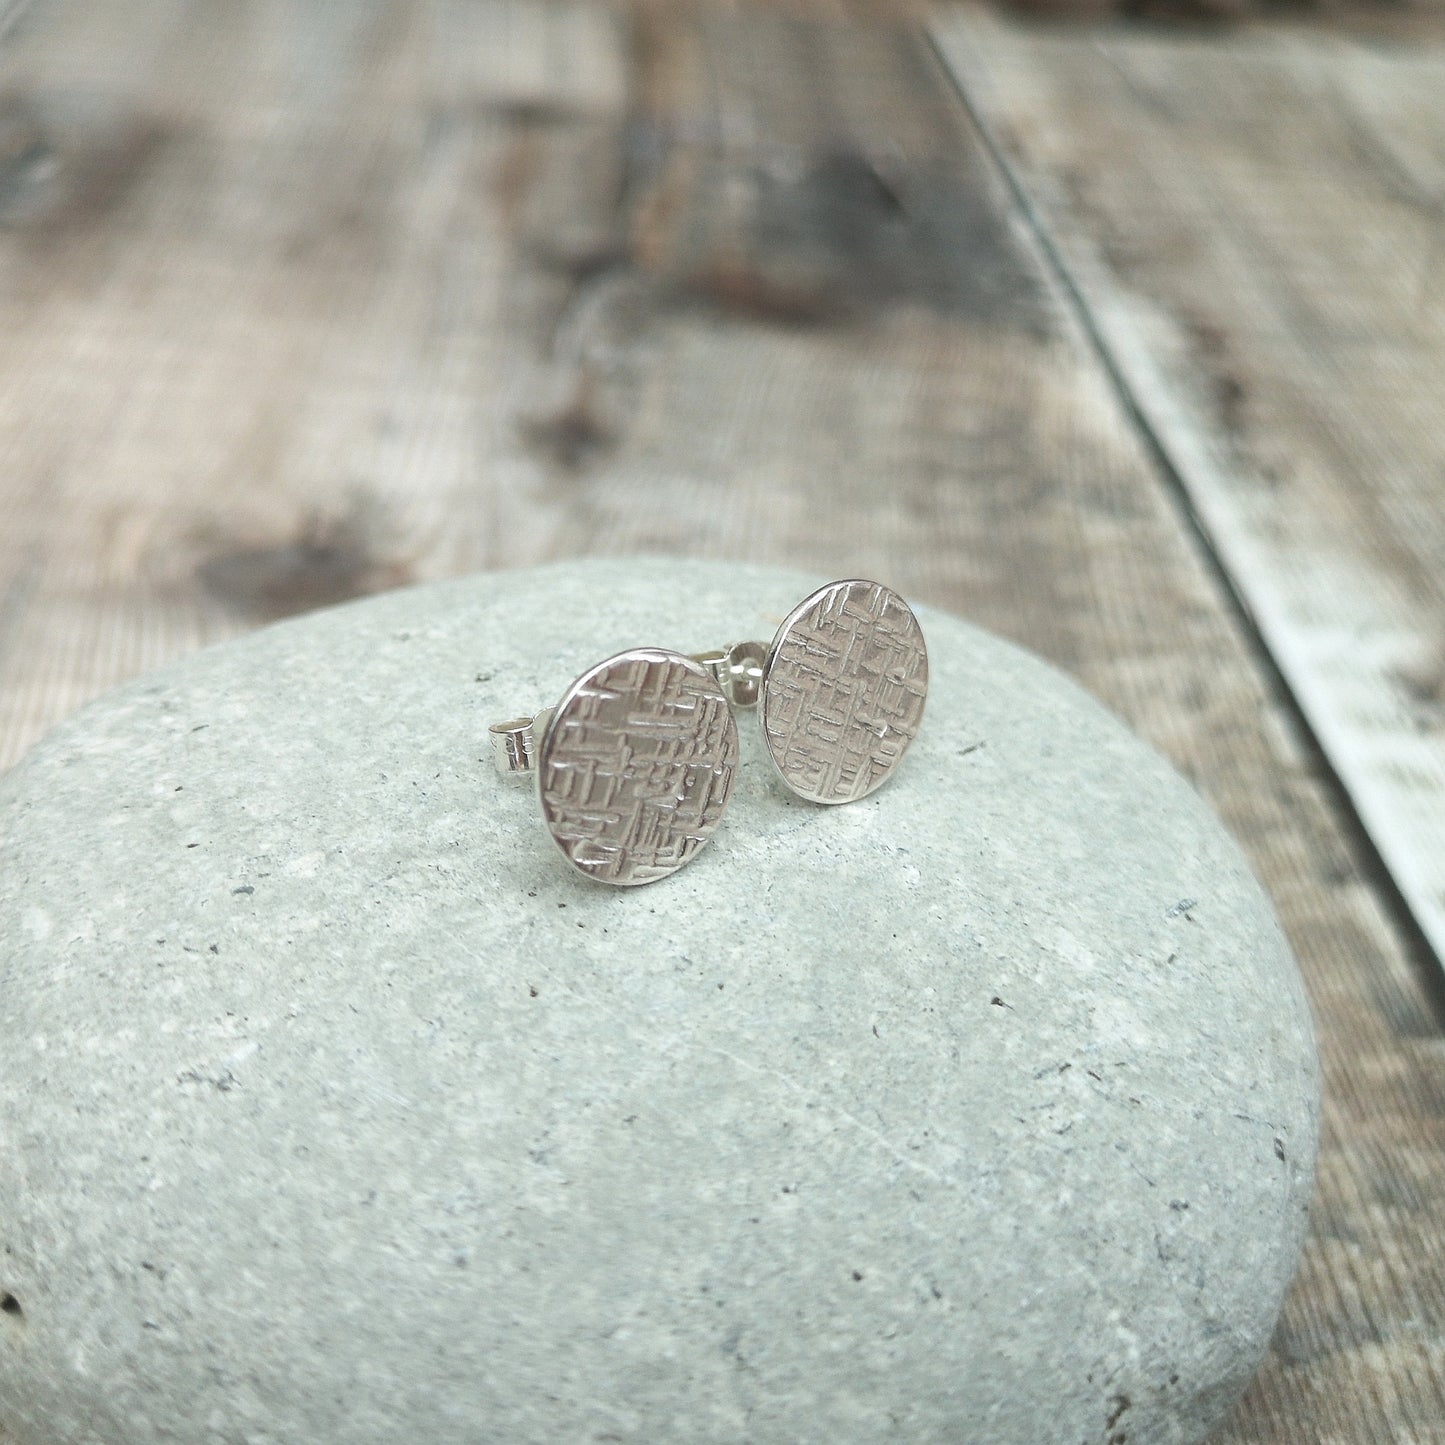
[
  {"left": 932, "top": 4, "right": 1445, "bottom": 1017},
  {"left": 1, "top": 1, "right": 1443, "bottom": 1440}
]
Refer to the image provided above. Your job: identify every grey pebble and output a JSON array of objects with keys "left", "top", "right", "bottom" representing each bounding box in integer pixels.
[{"left": 0, "top": 557, "right": 1318, "bottom": 1445}]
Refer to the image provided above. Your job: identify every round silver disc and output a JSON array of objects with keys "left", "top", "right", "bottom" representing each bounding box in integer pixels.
[
  {"left": 538, "top": 649, "right": 739, "bottom": 886},
  {"left": 759, "top": 579, "right": 928, "bottom": 804}
]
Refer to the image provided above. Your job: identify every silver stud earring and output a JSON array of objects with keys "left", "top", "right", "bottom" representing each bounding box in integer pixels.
[
  {"left": 693, "top": 579, "right": 928, "bottom": 805},
  {"left": 489, "top": 649, "right": 739, "bottom": 887}
]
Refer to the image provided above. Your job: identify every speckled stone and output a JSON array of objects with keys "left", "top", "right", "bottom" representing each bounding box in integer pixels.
[{"left": 0, "top": 558, "right": 1318, "bottom": 1445}]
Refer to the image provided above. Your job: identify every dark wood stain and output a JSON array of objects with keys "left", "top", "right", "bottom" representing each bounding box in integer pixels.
[
  {"left": 197, "top": 507, "right": 412, "bottom": 622},
  {"left": 674, "top": 121, "right": 1049, "bottom": 330},
  {"left": 623, "top": 13, "right": 1051, "bottom": 332},
  {"left": 521, "top": 379, "right": 618, "bottom": 472},
  {"left": 1270, "top": 1305, "right": 1387, "bottom": 1369},
  {"left": 493, "top": 128, "right": 544, "bottom": 227},
  {"left": 1369, "top": 972, "right": 1445, "bottom": 1041},
  {"left": 0, "top": 95, "right": 173, "bottom": 239},
  {"left": 514, "top": 5, "right": 1054, "bottom": 474},
  {"left": 0, "top": 97, "right": 53, "bottom": 220},
  {"left": 489, "top": 98, "right": 585, "bottom": 229}
]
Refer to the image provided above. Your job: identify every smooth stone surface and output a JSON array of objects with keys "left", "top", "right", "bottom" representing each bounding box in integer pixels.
[{"left": 0, "top": 558, "right": 1319, "bottom": 1445}]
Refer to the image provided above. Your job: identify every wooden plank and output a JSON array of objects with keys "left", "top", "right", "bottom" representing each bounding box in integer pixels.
[
  {"left": 930, "top": 6, "right": 1445, "bottom": 992},
  {"left": 1, "top": 1, "right": 1443, "bottom": 1438},
  {"left": 0, "top": 0, "right": 627, "bottom": 768},
  {"left": 924, "top": 13, "right": 1445, "bottom": 1437}
]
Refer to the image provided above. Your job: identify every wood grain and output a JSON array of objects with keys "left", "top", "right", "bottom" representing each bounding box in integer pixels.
[
  {"left": 0, "top": 0, "right": 627, "bottom": 765},
  {"left": 1, "top": 0, "right": 1443, "bottom": 1438},
  {"left": 925, "top": 12, "right": 1445, "bottom": 1437},
  {"left": 931, "top": 4, "right": 1445, "bottom": 998}
]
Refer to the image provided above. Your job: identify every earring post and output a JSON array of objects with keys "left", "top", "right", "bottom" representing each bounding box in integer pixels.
[{"left": 690, "top": 640, "right": 767, "bottom": 708}]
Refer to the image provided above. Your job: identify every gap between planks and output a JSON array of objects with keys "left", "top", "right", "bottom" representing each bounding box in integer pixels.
[{"left": 929, "top": 5, "right": 1445, "bottom": 1008}]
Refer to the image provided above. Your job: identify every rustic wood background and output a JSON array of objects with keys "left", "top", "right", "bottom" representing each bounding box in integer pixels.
[{"left": 2, "top": 0, "right": 1443, "bottom": 1439}]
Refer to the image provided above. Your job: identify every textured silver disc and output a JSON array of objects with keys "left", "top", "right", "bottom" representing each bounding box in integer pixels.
[
  {"left": 759, "top": 579, "right": 928, "bottom": 804},
  {"left": 537, "top": 649, "right": 739, "bottom": 886}
]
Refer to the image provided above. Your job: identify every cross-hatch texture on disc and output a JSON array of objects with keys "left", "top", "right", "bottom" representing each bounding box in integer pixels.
[
  {"left": 539, "top": 651, "right": 739, "bottom": 885},
  {"left": 761, "top": 580, "right": 928, "bottom": 804}
]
